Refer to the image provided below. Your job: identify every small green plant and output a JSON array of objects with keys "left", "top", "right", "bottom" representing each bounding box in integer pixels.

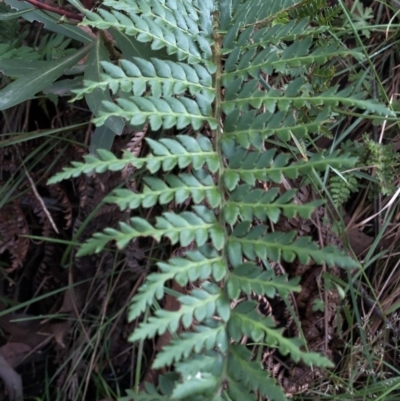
[
  {"left": 329, "top": 171, "right": 359, "bottom": 207},
  {"left": 340, "top": 0, "right": 373, "bottom": 38},
  {"left": 363, "top": 135, "right": 398, "bottom": 196},
  {"left": 329, "top": 136, "right": 398, "bottom": 207}
]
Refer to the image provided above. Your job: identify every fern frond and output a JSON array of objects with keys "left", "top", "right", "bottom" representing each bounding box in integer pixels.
[
  {"left": 226, "top": 263, "right": 301, "bottom": 299},
  {"left": 290, "top": 0, "right": 330, "bottom": 19},
  {"left": 49, "top": 0, "right": 393, "bottom": 398},
  {"left": 0, "top": 43, "right": 41, "bottom": 61},
  {"left": 47, "top": 148, "right": 134, "bottom": 184},
  {"left": 153, "top": 323, "right": 228, "bottom": 368},
  {"left": 82, "top": 0, "right": 214, "bottom": 69},
  {"left": 224, "top": 18, "right": 326, "bottom": 52},
  {"left": 128, "top": 270, "right": 176, "bottom": 320},
  {"left": 225, "top": 185, "right": 324, "bottom": 223},
  {"left": 223, "top": 148, "right": 357, "bottom": 190},
  {"left": 102, "top": 0, "right": 200, "bottom": 33},
  {"left": 121, "top": 386, "right": 170, "bottom": 401},
  {"left": 172, "top": 353, "right": 223, "bottom": 398},
  {"left": 48, "top": 135, "right": 219, "bottom": 183},
  {"left": 228, "top": 344, "right": 286, "bottom": 401},
  {"left": 129, "top": 282, "right": 229, "bottom": 341},
  {"left": 222, "top": 78, "right": 393, "bottom": 116},
  {"left": 93, "top": 95, "right": 217, "bottom": 130},
  {"left": 107, "top": 171, "right": 221, "bottom": 209},
  {"left": 171, "top": 376, "right": 219, "bottom": 400},
  {"left": 77, "top": 205, "right": 224, "bottom": 256},
  {"left": 225, "top": 107, "right": 332, "bottom": 149},
  {"left": 329, "top": 173, "right": 358, "bottom": 207},
  {"left": 226, "top": 380, "right": 258, "bottom": 401},
  {"left": 223, "top": 39, "right": 358, "bottom": 82},
  {"left": 227, "top": 225, "right": 359, "bottom": 268},
  {"left": 363, "top": 135, "right": 398, "bottom": 196},
  {"left": 72, "top": 58, "right": 215, "bottom": 103},
  {"left": 311, "top": 65, "right": 335, "bottom": 91},
  {"left": 232, "top": 0, "right": 304, "bottom": 27},
  {"left": 129, "top": 245, "right": 226, "bottom": 321},
  {"left": 229, "top": 302, "right": 333, "bottom": 366}
]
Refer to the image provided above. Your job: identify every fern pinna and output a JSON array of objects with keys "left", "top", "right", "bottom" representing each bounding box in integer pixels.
[{"left": 49, "top": 0, "right": 392, "bottom": 399}]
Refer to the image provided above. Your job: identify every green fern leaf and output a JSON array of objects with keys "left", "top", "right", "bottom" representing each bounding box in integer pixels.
[
  {"left": 172, "top": 374, "right": 219, "bottom": 399},
  {"left": 144, "top": 135, "right": 220, "bottom": 173},
  {"left": 129, "top": 283, "right": 227, "bottom": 342},
  {"left": 229, "top": 302, "right": 334, "bottom": 367},
  {"left": 223, "top": 19, "right": 325, "bottom": 52},
  {"left": 48, "top": 135, "right": 220, "bottom": 184},
  {"left": 54, "top": 1, "right": 392, "bottom": 399},
  {"left": 128, "top": 270, "right": 175, "bottom": 321},
  {"left": 73, "top": 58, "right": 215, "bottom": 103},
  {"left": 120, "top": 389, "right": 168, "bottom": 401},
  {"left": 227, "top": 225, "right": 359, "bottom": 268},
  {"left": 128, "top": 245, "right": 226, "bottom": 322},
  {"left": 329, "top": 173, "right": 358, "bottom": 207},
  {"left": 226, "top": 263, "right": 301, "bottom": 300},
  {"left": 107, "top": 172, "right": 221, "bottom": 209},
  {"left": 228, "top": 344, "right": 287, "bottom": 401},
  {"left": 153, "top": 323, "right": 228, "bottom": 368},
  {"left": 77, "top": 206, "right": 224, "bottom": 256},
  {"left": 161, "top": 245, "right": 227, "bottom": 286},
  {"left": 47, "top": 149, "right": 137, "bottom": 184},
  {"left": 93, "top": 95, "right": 217, "bottom": 130},
  {"left": 226, "top": 380, "right": 258, "bottom": 401},
  {"left": 223, "top": 149, "right": 357, "bottom": 190},
  {"left": 228, "top": 300, "right": 279, "bottom": 342},
  {"left": 223, "top": 40, "right": 357, "bottom": 82},
  {"left": 224, "top": 185, "right": 324, "bottom": 223},
  {"left": 171, "top": 353, "right": 223, "bottom": 399},
  {"left": 234, "top": 0, "right": 301, "bottom": 26},
  {"left": 82, "top": 0, "right": 215, "bottom": 70},
  {"left": 222, "top": 78, "right": 393, "bottom": 116},
  {"left": 224, "top": 108, "right": 331, "bottom": 149}
]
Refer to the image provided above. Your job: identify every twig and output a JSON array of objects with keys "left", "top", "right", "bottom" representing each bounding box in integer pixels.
[
  {"left": 17, "top": 153, "right": 60, "bottom": 234},
  {"left": 21, "top": 0, "right": 84, "bottom": 21}
]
